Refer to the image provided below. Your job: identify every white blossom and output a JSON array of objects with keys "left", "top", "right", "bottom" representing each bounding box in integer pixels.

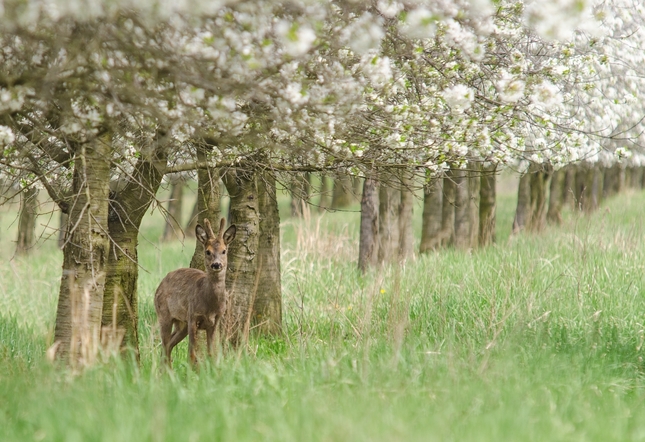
[{"left": 442, "top": 84, "right": 475, "bottom": 113}]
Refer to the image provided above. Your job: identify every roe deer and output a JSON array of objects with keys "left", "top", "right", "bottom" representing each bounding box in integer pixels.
[{"left": 154, "top": 217, "right": 236, "bottom": 365}]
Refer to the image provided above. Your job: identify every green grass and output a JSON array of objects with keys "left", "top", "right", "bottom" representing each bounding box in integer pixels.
[{"left": 1, "top": 185, "right": 645, "bottom": 441}]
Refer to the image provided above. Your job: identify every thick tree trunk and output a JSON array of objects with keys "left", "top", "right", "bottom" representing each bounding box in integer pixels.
[
  {"left": 161, "top": 176, "right": 185, "bottom": 242},
  {"left": 331, "top": 174, "right": 353, "bottom": 209},
  {"left": 547, "top": 168, "right": 564, "bottom": 225},
  {"left": 468, "top": 164, "right": 481, "bottom": 248},
  {"left": 223, "top": 168, "right": 282, "bottom": 343},
  {"left": 54, "top": 142, "right": 111, "bottom": 362},
  {"left": 452, "top": 168, "right": 470, "bottom": 249},
  {"left": 512, "top": 170, "right": 531, "bottom": 235},
  {"left": 358, "top": 177, "right": 379, "bottom": 272},
  {"left": 101, "top": 149, "right": 166, "bottom": 355},
  {"left": 58, "top": 211, "right": 68, "bottom": 249},
  {"left": 223, "top": 168, "right": 259, "bottom": 343},
  {"left": 16, "top": 186, "right": 38, "bottom": 255},
  {"left": 419, "top": 173, "right": 443, "bottom": 253},
  {"left": 189, "top": 147, "right": 221, "bottom": 270},
  {"left": 378, "top": 182, "right": 401, "bottom": 263},
  {"left": 255, "top": 173, "right": 282, "bottom": 334},
  {"left": 398, "top": 171, "right": 415, "bottom": 259},
  {"left": 479, "top": 165, "right": 496, "bottom": 247}
]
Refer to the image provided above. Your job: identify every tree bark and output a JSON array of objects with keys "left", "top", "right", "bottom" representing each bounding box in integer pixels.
[
  {"left": 223, "top": 167, "right": 282, "bottom": 343},
  {"left": 223, "top": 168, "right": 259, "bottom": 343},
  {"left": 255, "top": 172, "right": 282, "bottom": 334},
  {"left": 58, "top": 210, "right": 68, "bottom": 249},
  {"left": 452, "top": 168, "right": 470, "bottom": 249},
  {"left": 468, "top": 164, "right": 481, "bottom": 248},
  {"left": 512, "top": 169, "right": 531, "bottom": 235},
  {"left": 562, "top": 165, "right": 576, "bottom": 209},
  {"left": 161, "top": 176, "right": 185, "bottom": 241},
  {"left": 378, "top": 182, "right": 401, "bottom": 263},
  {"left": 528, "top": 166, "right": 551, "bottom": 233},
  {"left": 547, "top": 168, "right": 564, "bottom": 225},
  {"left": 479, "top": 165, "right": 496, "bottom": 247},
  {"left": 101, "top": 147, "right": 166, "bottom": 355},
  {"left": 398, "top": 171, "right": 415, "bottom": 259},
  {"left": 16, "top": 186, "right": 38, "bottom": 255},
  {"left": 54, "top": 141, "right": 111, "bottom": 362},
  {"left": 358, "top": 177, "right": 379, "bottom": 272},
  {"left": 574, "top": 165, "right": 600, "bottom": 213},
  {"left": 440, "top": 170, "right": 457, "bottom": 247},
  {"left": 419, "top": 172, "right": 443, "bottom": 253},
  {"left": 189, "top": 146, "right": 221, "bottom": 270}
]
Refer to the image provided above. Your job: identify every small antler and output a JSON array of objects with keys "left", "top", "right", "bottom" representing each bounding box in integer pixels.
[
  {"left": 203, "top": 218, "right": 216, "bottom": 238},
  {"left": 218, "top": 218, "right": 226, "bottom": 239}
]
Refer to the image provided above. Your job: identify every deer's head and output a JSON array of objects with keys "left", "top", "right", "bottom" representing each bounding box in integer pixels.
[{"left": 196, "top": 218, "right": 236, "bottom": 273}]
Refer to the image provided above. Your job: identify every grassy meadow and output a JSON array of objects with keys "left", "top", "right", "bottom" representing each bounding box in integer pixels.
[{"left": 1, "top": 179, "right": 645, "bottom": 441}]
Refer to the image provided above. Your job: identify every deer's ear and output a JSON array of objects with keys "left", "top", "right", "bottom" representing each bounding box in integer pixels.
[
  {"left": 223, "top": 225, "right": 236, "bottom": 245},
  {"left": 196, "top": 224, "right": 209, "bottom": 245}
]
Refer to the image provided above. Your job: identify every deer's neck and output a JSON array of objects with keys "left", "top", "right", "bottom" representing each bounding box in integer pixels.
[{"left": 207, "top": 271, "right": 227, "bottom": 292}]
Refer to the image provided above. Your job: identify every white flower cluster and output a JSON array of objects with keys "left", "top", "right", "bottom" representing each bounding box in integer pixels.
[
  {"left": 0, "top": 0, "right": 642, "bottom": 181},
  {"left": 0, "top": 125, "right": 15, "bottom": 147},
  {"left": 442, "top": 84, "right": 475, "bottom": 113}
]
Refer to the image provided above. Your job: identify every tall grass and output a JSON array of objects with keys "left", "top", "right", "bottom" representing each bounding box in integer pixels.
[{"left": 1, "top": 187, "right": 645, "bottom": 441}]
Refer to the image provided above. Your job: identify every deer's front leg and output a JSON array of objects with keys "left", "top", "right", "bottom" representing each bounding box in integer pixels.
[{"left": 188, "top": 317, "right": 198, "bottom": 365}]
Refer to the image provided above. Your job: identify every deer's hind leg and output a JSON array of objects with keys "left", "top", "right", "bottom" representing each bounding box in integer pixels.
[
  {"left": 158, "top": 318, "right": 174, "bottom": 364},
  {"left": 166, "top": 320, "right": 188, "bottom": 360}
]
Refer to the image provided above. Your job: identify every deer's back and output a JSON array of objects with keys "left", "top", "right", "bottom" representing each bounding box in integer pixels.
[{"left": 154, "top": 268, "right": 207, "bottom": 320}]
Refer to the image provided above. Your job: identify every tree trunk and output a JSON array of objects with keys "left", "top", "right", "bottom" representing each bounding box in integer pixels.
[
  {"left": 358, "top": 177, "right": 379, "bottom": 272},
  {"left": 452, "top": 168, "right": 470, "bottom": 249},
  {"left": 468, "top": 164, "right": 481, "bottom": 248},
  {"left": 189, "top": 147, "right": 221, "bottom": 270},
  {"left": 512, "top": 169, "right": 531, "bottom": 235},
  {"left": 562, "top": 165, "right": 576, "bottom": 209},
  {"left": 591, "top": 166, "right": 603, "bottom": 210},
  {"left": 16, "top": 186, "right": 38, "bottom": 255},
  {"left": 58, "top": 210, "right": 68, "bottom": 249},
  {"left": 547, "top": 168, "right": 564, "bottom": 225},
  {"left": 398, "top": 171, "right": 415, "bottom": 259},
  {"left": 161, "top": 176, "right": 185, "bottom": 242},
  {"left": 54, "top": 141, "right": 111, "bottom": 362},
  {"left": 318, "top": 174, "right": 332, "bottom": 211},
  {"left": 101, "top": 148, "right": 166, "bottom": 355},
  {"left": 419, "top": 172, "right": 443, "bottom": 253},
  {"left": 223, "top": 167, "right": 282, "bottom": 343},
  {"left": 479, "top": 165, "right": 496, "bottom": 247},
  {"left": 378, "top": 182, "right": 401, "bottom": 263},
  {"left": 440, "top": 171, "right": 457, "bottom": 247},
  {"left": 574, "top": 165, "right": 600, "bottom": 213},
  {"left": 528, "top": 166, "right": 551, "bottom": 233},
  {"left": 223, "top": 168, "right": 259, "bottom": 343},
  {"left": 331, "top": 174, "right": 353, "bottom": 209},
  {"left": 255, "top": 172, "right": 282, "bottom": 335}
]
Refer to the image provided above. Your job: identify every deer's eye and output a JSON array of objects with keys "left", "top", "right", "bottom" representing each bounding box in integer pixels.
[
  {"left": 206, "top": 250, "right": 211, "bottom": 256},
  {"left": 222, "top": 250, "right": 226, "bottom": 255}
]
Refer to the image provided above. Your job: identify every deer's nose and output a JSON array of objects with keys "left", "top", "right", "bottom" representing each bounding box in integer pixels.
[{"left": 211, "top": 262, "right": 223, "bottom": 270}]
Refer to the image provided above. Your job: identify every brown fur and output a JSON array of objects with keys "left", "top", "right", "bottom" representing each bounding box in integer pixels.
[{"left": 154, "top": 217, "right": 236, "bottom": 365}]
